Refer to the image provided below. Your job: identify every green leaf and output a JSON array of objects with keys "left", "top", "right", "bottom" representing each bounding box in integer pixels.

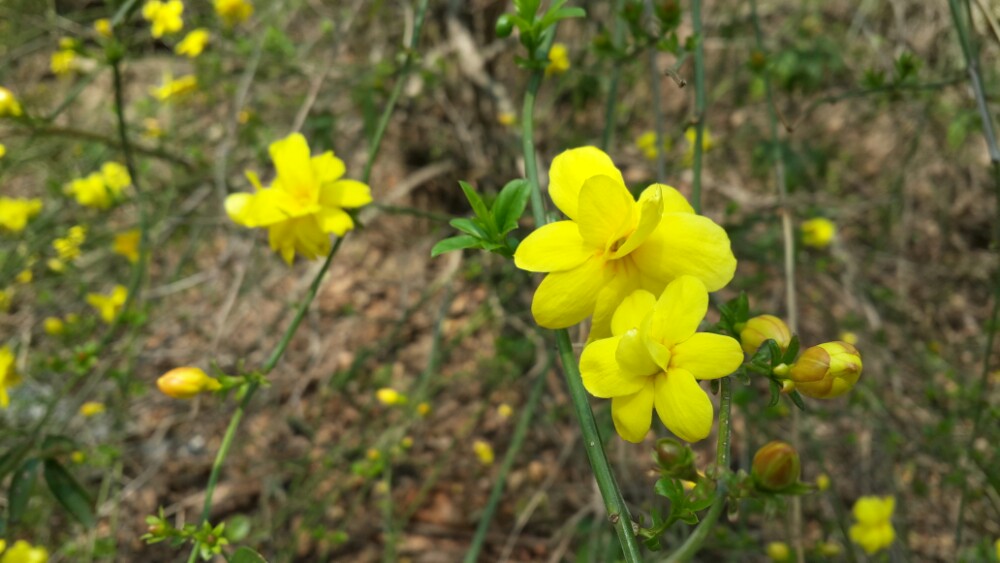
[
  {"left": 449, "top": 217, "right": 489, "bottom": 239},
  {"left": 43, "top": 458, "right": 95, "bottom": 528},
  {"left": 782, "top": 335, "right": 800, "bottom": 364},
  {"left": 0, "top": 442, "right": 33, "bottom": 479},
  {"left": 431, "top": 236, "right": 481, "bottom": 257},
  {"left": 9, "top": 458, "right": 40, "bottom": 525},
  {"left": 768, "top": 379, "right": 780, "bottom": 407},
  {"left": 491, "top": 179, "right": 531, "bottom": 235},
  {"left": 230, "top": 547, "right": 268, "bottom": 563},
  {"left": 788, "top": 390, "right": 807, "bottom": 411},
  {"left": 458, "top": 181, "right": 490, "bottom": 220}
]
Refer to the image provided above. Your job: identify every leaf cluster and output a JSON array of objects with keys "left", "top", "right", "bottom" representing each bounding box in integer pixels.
[
  {"left": 496, "top": 1, "right": 586, "bottom": 68},
  {"left": 431, "top": 180, "right": 531, "bottom": 259}
]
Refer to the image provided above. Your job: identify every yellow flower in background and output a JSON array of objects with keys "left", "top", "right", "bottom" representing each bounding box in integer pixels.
[
  {"left": 818, "top": 540, "right": 842, "bottom": 557},
  {"left": 142, "top": 0, "right": 184, "bottom": 38},
  {"left": 50, "top": 49, "right": 77, "bottom": 75},
  {"left": 175, "top": 28, "right": 209, "bottom": 57},
  {"left": 43, "top": 317, "right": 65, "bottom": 335},
  {"left": 0, "top": 144, "right": 7, "bottom": 158},
  {"left": 472, "top": 440, "right": 494, "bottom": 466},
  {"left": 0, "top": 346, "right": 22, "bottom": 409},
  {"left": 53, "top": 225, "right": 87, "bottom": 261},
  {"left": 151, "top": 74, "right": 197, "bottom": 102},
  {"left": 0, "top": 539, "right": 48, "bottom": 563},
  {"left": 682, "top": 127, "right": 715, "bottom": 167},
  {"left": 226, "top": 133, "right": 373, "bottom": 264},
  {"left": 801, "top": 217, "right": 836, "bottom": 249},
  {"left": 513, "top": 147, "right": 736, "bottom": 340},
  {"left": 636, "top": 131, "right": 671, "bottom": 161},
  {"left": 0, "top": 197, "right": 42, "bottom": 233},
  {"left": 766, "top": 541, "right": 790, "bottom": 562},
  {"left": 101, "top": 162, "right": 132, "bottom": 192},
  {"left": 497, "top": 403, "right": 513, "bottom": 419},
  {"left": 545, "top": 43, "right": 570, "bottom": 75},
  {"left": 580, "top": 276, "right": 744, "bottom": 442},
  {"left": 417, "top": 402, "right": 431, "bottom": 417},
  {"left": 375, "top": 387, "right": 407, "bottom": 406},
  {"left": 849, "top": 496, "right": 895, "bottom": 555},
  {"left": 113, "top": 230, "right": 141, "bottom": 263},
  {"left": 87, "top": 285, "right": 127, "bottom": 323},
  {"left": 840, "top": 331, "right": 859, "bottom": 345},
  {"left": 143, "top": 118, "right": 163, "bottom": 139},
  {"left": 94, "top": 18, "right": 113, "bottom": 38},
  {"left": 0, "top": 87, "right": 23, "bottom": 117},
  {"left": 497, "top": 111, "right": 516, "bottom": 126},
  {"left": 65, "top": 174, "right": 111, "bottom": 209},
  {"left": 816, "top": 472, "right": 831, "bottom": 491},
  {"left": 215, "top": 0, "right": 254, "bottom": 26},
  {"left": 15, "top": 268, "right": 32, "bottom": 284},
  {"left": 157, "top": 366, "right": 221, "bottom": 399},
  {"left": 79, "top": 401, "right": 106, "bottom": 417}
]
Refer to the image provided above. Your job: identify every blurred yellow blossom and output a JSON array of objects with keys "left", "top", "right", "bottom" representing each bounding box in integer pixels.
[
  {"left": 15, "top": 269, "right": 31, "bottom": 284},
  {"left": 497, "top": 111, "right": 516, "bottom": 126},
  {"left": 472, "top": 440, "right": 494, "bottom": 465},
  {"left": 0, "top": 539, "right": 48, "bottom": 563},
  {"left": 0, "top": 346, "right": 22, "bottom": 409},
  {"left": 766, "top": 541, "right": 790, "bottom": 562},
  {"left": 157, "top": 367, "right": 221, "bottom": 399},
  {"left": 87, "top": 285, "right": 127, "bottom": 323},
  {"left": 0, "top": 197, "right": 42, "bottom": 233},
  {"left": 43, "top": 317, "right": 65, "bottom": 335},
  {"left": 151, "top": 74, "right": 197, "bottom": 102},
  {"left": 545, "top": 43, "right": 570, "bottom": 75},
  {"left": 94, "top": 18, "right": 113, "bottom": 38},
  {"left": 79, "top": 401, "right": 106, "bottom": 417},
  {"left": 839, "top": 331, "right": 858, "bottom": 345},
  {"left": 0, "top": 144, "right": 6, "bottom": 158},
  {"left": 417, "top": 402, "right": 431, "bottom": 417},
  {"left": 71, "top": 451, "right": 86, "bottom": 464},
  {"left": 50, "top": 49, "right": 77, "bottom": 75},
  {"left": 53, "top": 226, "right": 87, "bottom": 261},
  {"left": 682, "top": 127, "right": 715, "bottom": 167},
  {"left": 101, "top": 162, "right": 132, "bottom": 192},
  {"left": 816, "top": 472, "right": 831, "bottom": 491},
  {"left": 801, "top": 217, "right": 836, "bottom": 249},
  {"left": 143, "top": 118, "right": 163, "bottom": 139},
  {"left": 225, "top": 133, "right": 373, "bottom": 264},
  {"left": 366, "top": 448, "right": 381, "bottom": 461},
  {"left": 818, "top": 540, "right": 842, "bottom": 557},
  {"left": 215, "top": 0, "right": 254, "bottom": 26},
  {"left": 400, "top": 436, "right": 413, "bottom": 449},
  {"left": 0, "top": 86, "right": 23, "bottom": 117},
  {"left": 113, "top": 230, "right": 141, "bottom": 263},
  {"left": 849, "top": 496, "right": 895, "bottom": 555},
  {"left": 176, "top": 28, "right": 209, "bottom": 57},
  {"left": 636, "top": 131, "right": 671, "bottom": 161},
  {"left": 376, "top": 387, "right": 407, "bottom": 406},
  {"left": 237, "top": 110, "right": 251, "bottom": 124},
  {"left": 497, "top": 403, "right": 513, "bottom": 419},
  {"left": 47, "top": 259, "right": 66, "bottom": 273},
  {"left": 143, "top": 0, "right": 184, "bottom": 38}
]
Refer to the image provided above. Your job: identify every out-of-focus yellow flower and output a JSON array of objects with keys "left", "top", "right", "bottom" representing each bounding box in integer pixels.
[
  {"left": 0, "top": 539, "right": 48, "bottom": 563},
  {"left": 142, "top": 0, "right": 184, "bottom": 38},
  {"left": 513, "top": 146, "right": 736, "bottom": 339},
  {"left": 79, "top": 401, "right": 106, "bottom": 417},
  {"left": 839, "top": 331, "right": 858, "bottom": 345},
  {"left": 472, "top": 439, "right": 494, "bottom": 465},
  {"left": 43, "top": 317, "right": 65, "bottom": 335},
  {"left": 0, "top": 197, "right": 42, "bottom": 233},
  {"left": 417, "top": 402, "right": 431, "bottom": 417},
  {"left": 497, "top": 403, "right": 513, "bottom": 419},
  {"left": 366, "top": 448, "right": 381, "bottom": 461},
  {"left": 53, "top": 225, "right": 87, "bottom": 261},
  {"left": 766, "top": 541, "right": 790, "bottom": 562},
  {"left": 497, "top": 111, "right": 516, "bottom": 126},
  {"left": 50, "top": 50, "right": 77, "bottom": 75},
  {"left": 0, "top": 144, "right": 6, "bottom": 158},
  {"left": 226, "top": 133, "right": 373, "bottom": 264},
  {"left": 150, "top": 74, "right": 197, "bottom": 102},
  {"left": 65, "top": 174, "right": 110, "bottom": 209},
  {"left": 545, "top": 43, "right": 570, "bottom": 75},
  {"left": 86, "top": 285, "right": 127, "bottom": 323},
  {"left": 15, "top": 269, "right": 31, "bottom": 284},
  {"left": 787, "top": 341, "right": 862, "bottom": 399},
  {"left": 71, "top": 451, "right": 86, "bottom": 464},
  {"left": 376, "top": 387, "right": 407, "bottom": 406},
  {"left": 818, "top": 540, "right": 842, "bottom": 557},
  {"left": 0, "top": 87, "right": 23, "bottom": 117},
  {"left": 400, "top": 436, "right": 413, "bottom": 449},
  {"left": 157, "top": 367, "right": 221, "bottom": 399},
  {"left": 113, "top": 229, "right": 141, "bottom": 263},
  {"left": 801, "top": 217, "right": 836, "bottom": 249},
  {"left": 0, "top": 346, "right": 22, "bottom": 409},
  {"left": 849, "top": 496, "right": 895, "bottom": 555},
  {"left": 94, "top": 18, "right": 113, "bottom": 38},
  {"left": 47, "top": 259, "right": 65, "bottom": 273},
  {"left": 237, "top": 110, "right": 251, "bottom": 124},
  {"left": 175, "top": 28, "right": 209, "bottom": 57},
  {"left": 636, "top": 131, "right": 671, "bottom": 161},
  {"left": 143, "top": 118, "right": 163, "bottom": 139},
  {"left": 816, "top": 472, "right": 831, "bottom": 491},
  {"left": 101, "top": 162, "right": 131, "bottom": 192},
  {"left": 214, "top": 0, "right": 253, "bottom": 26},
  {"left": 739, "top": 314, "right": 792, "bottom": 356},
  {"left": 681, "top": 127, "right": 715, "bottom": 167}
]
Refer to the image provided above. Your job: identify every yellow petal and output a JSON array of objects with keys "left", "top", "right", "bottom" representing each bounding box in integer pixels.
[
  {"left": 316, "top": 207, "right": 354, "bottom": 235},
  {"left": 645, "top": 184, "right": 694, "bottom": 214},
  {"left": 576, "top": 174, "right": 635, "bottom": 250},
  {"left": 611, "top": 185, "right": 664, "bottom": 258},
  {"left": 670, "top": 333, "right": 743, "bottom": 379},
  {"left": 319, "top": 179, "right": 372, "bottom": 209},
  {"left": 648, "top": 276, "right": 708, "bottom": 347},
  {"left": 226, "top": 190, "right": 298, "bottom": 226},
  {"left": 514, "top": 221, "right": 592, "bottom": 273},
  {"left": 631, "top": 213, "right": 736, "bottom": 292},
  {"left": 581, "top": 336, "right": 646, "bottom": 398},
  {"left": 589, "top": 261, "right": 642, "bottom": 341},
  {"left": 616, "top": 328, "right": 660, "bottom": 377},
  {"left": 531, "top": 256, "right": 606, "bottom": 328},
  {"left": 269, "top": 133, "right": 315, "bottom": 194},
  {"left": 611, "top": 379, "right": 655, "bottom": 443},
  {"left": 548, "top": 146, "right": 624, "bottom": 220},
  {"left": 610, "top": 289, "right": 656, "bottom": 336},
  {"left": 311, "top": 151, "right": 346, "bottom": 184},
  {"left": 654, "top": 368, "right": 713, "bottom": 442}
]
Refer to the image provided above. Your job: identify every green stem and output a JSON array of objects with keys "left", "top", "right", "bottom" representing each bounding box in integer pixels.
[
  {"left": 599, "top": 0, "right": 626, "bottom": 152},
  {"left": 714, "top": 378, "right": 732, "bottom": 474},
  {"left": 523, "top": 69, "right": 547, "bottom": 227},
  {"left": 690, "top": 0, "right": 707, "bottom": 214},
  {"left": 661, "top": 485, "right": 727, "bottom": 563}
]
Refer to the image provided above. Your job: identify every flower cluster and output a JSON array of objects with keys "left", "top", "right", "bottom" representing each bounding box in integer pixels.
[
  {"left": 0, "top": 197, "right": 42, "bottom": 233},
  {"left": 215, "top": 0, "right": 254, "bottom": 26},
  {"left": 0, "top": 346, "right": 22, "bottom": 408},
  {"left": 0, "top": 86, "right": 23, "bottom": 117},
  {"left": 64, "top": 162, "right": 131, "bottom": 209},
  {"left": 142, "top": 0, "right": 184, "bottom": 38},
  {"left": 87, "top": 285, "right": 128, "bottom": 324},
  {"left": 849, "top": 496, "right": 895, "bottom": 554}
]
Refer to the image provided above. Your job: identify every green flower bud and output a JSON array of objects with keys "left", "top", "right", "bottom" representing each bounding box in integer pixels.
[
  {"left": 752, "top": 440, "right": 801, "bottom": 492},
  {"left": 739, "top": 314, "right": 792, "bottom": 355},
  {"left": 788, "top": 341, "right": 862, "bottom": 399},
  {"left": 495, "top": 14, "right": 514, "bottom": 38}
]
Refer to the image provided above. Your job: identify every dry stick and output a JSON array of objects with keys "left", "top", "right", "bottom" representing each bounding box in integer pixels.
[{"left": 947, "top": 0, "right": 1000, "bottom": 550}]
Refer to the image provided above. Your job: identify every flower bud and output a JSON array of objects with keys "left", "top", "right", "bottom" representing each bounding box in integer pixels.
[
  {"left": 653, "top": 438, "right": 697, "bottom": 480},
  {"left": 752, "top": 440, "right": 801, "bottom": 492},
  {"left": 739, "top": 314, "right": 792, "bottom": 355},
  {"left": 156, "top": 367, "right": 222, "bottom": 399},
  {"left": 788, "top": 341, "right": 862, "bottom": 399},
  {"left": 495, "top": 14, "right": 514, "bottom": 38}
]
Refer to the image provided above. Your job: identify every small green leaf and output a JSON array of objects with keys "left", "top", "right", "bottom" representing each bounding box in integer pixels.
[
  {"left": 782, "top": 335, "right": 800, "bottom": 364},
  {"left": 458, "top": 181, "right": 490, "bottom": 220},
  {"left": 431, "top": 236, "right": 481, "bottom": 257},
  {"left": 788, "top": 390, "right": 807, "bottom": 411},
  {"left": 448, "top": 218, "right": 489, "bottom": 239},
  {"left": 491, "top": 179, "right": 530, "bottom": 235},
  {"left": 43, "top": 459, "right": 95, "bottom": 528},
  {"left": 768, "top": 379, "right": 780, "bottom": 407},
  {"left": 0, "top": 442, "right": 33, "bottom": 479},
  {"left": 230, "top": 547, "right": 268, "bottom": 563},
  {"left": 9, "top": 458, "right": 40, "bottom": 525}
]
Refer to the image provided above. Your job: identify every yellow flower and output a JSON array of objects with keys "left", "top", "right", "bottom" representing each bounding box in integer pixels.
[
  {"left": 580, "top": 276, "right": 744, "bottom": 442},
  {"left": 226, "top": 133, "right": 373, "bottom": 264},
  {"left": 15, "top": 269, "right": 32, "bottom": 284},
  {"left": 787, "top": 341, "right": 862, "bottom": 399},
  {"left": 79, "top": 401, "right": 106, "bottom": 417},
  {"left": 472, "top": 439, "right": 494, "bottom": 465},
  {"left": 497, "top": 403, "right": 513, "bottom": 419},
  {"left": 816, "top": 472, "right": 831, "bottom": 491},
  {"left": 175, "top": 28, "right": 209, "bottom": 57},
  {"left": 214, "top": 0, "right": 254, "bottom": 26},
  {"left": 376, "top": 387, "right": 407, "bottom": 406},
  {"left": 636, "top": 131, "right": 671, "bottom": 161},
  {"left": 739, "top": 314, "right": 792, "bottom": 355},
  {"left": 681, "top": 127, "right": 715, "bottom": 167},
  {"left": 0, "top": 540, "right": 48, "bottom": 563},
  {"left": 71, "top": 451, "right": 86, "bottom": 464},
  {"left": 53, "top": 225, "right": 87, "bottom": 261},
  {"left": 86, "top": 285, "right": 127, "bottom": 323},
  {"left": 50, "top": 50, "right": 77, "bottom": 75},
  {"left": 112, "top": 230, "right": 141, "bottom": 263},
  {"left": 0, "top": 87, "right": 23, "bottom": 117},
  {"left": 766, "top": 541, "right": 790, "bottom": 562},
  {"left": 143, "top": 118, "right": 163, "bottom": 139},
  {"left": 47, "top": 259, "right": 65, "bottom": 273},
  {"left": 156, "top": 366, "right": 222, "bottom": 399},
  {"left": 65, "top": 173, "right": 115, "bottom": 209},
  {"left": 101, "top": 162, "right": 132, "bottom": 193},
  {"left": 0, "top": 143, "right": 6, "bottom": 158},
  {"left": 497, "top": 111, "right": 516, "bottom": 126},
  {"left": 43, "top": 317, "right": 65, "bottom": 335},
  {"left": 150, "top": 74, "right": 197, "bottom": 102},
  {"left": 94, "top": 18, "right": 113, "bottom": 38},
  {"left": 417, "top": 402, "right": 431, "bottom": 417},
  {"left": 0, "top": 197, "right": 42, "bottom": 233},
  {"left": 545, "top": 43, "right": 570, "bottom": 76},
  {"left": 513, "top": 147, "right": 736, "bottom": 340},
  {"left": 142, "top": 0, "right": 184, "bottom": 38},
  {"left": 840, "top": 331, "right": 859, "bottom": 345},
  {"left": 818, "top": 540, "right": 842, "bottom": 557},
  {"left": 801, "top": 217, "right": 836, "bottom": 249},
  {"left": 0, "top": 346, "right": 22, "bottom": 409},
  {"left": 849, "top": 496, "right": 895, "bottom": 555}
]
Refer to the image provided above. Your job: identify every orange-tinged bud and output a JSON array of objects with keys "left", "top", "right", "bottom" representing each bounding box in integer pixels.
[
  {"left": 788, "top": 341, "right": 862, "bottom": 399},
  {"left": 752, "top": 440, "right": 801, "bottom": 492},
  {"left": 156, "top": 367, "right": 222, "bottom": 399},
  {"left": 740, "top": 315, "right": 792, "bottom": 355}
]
